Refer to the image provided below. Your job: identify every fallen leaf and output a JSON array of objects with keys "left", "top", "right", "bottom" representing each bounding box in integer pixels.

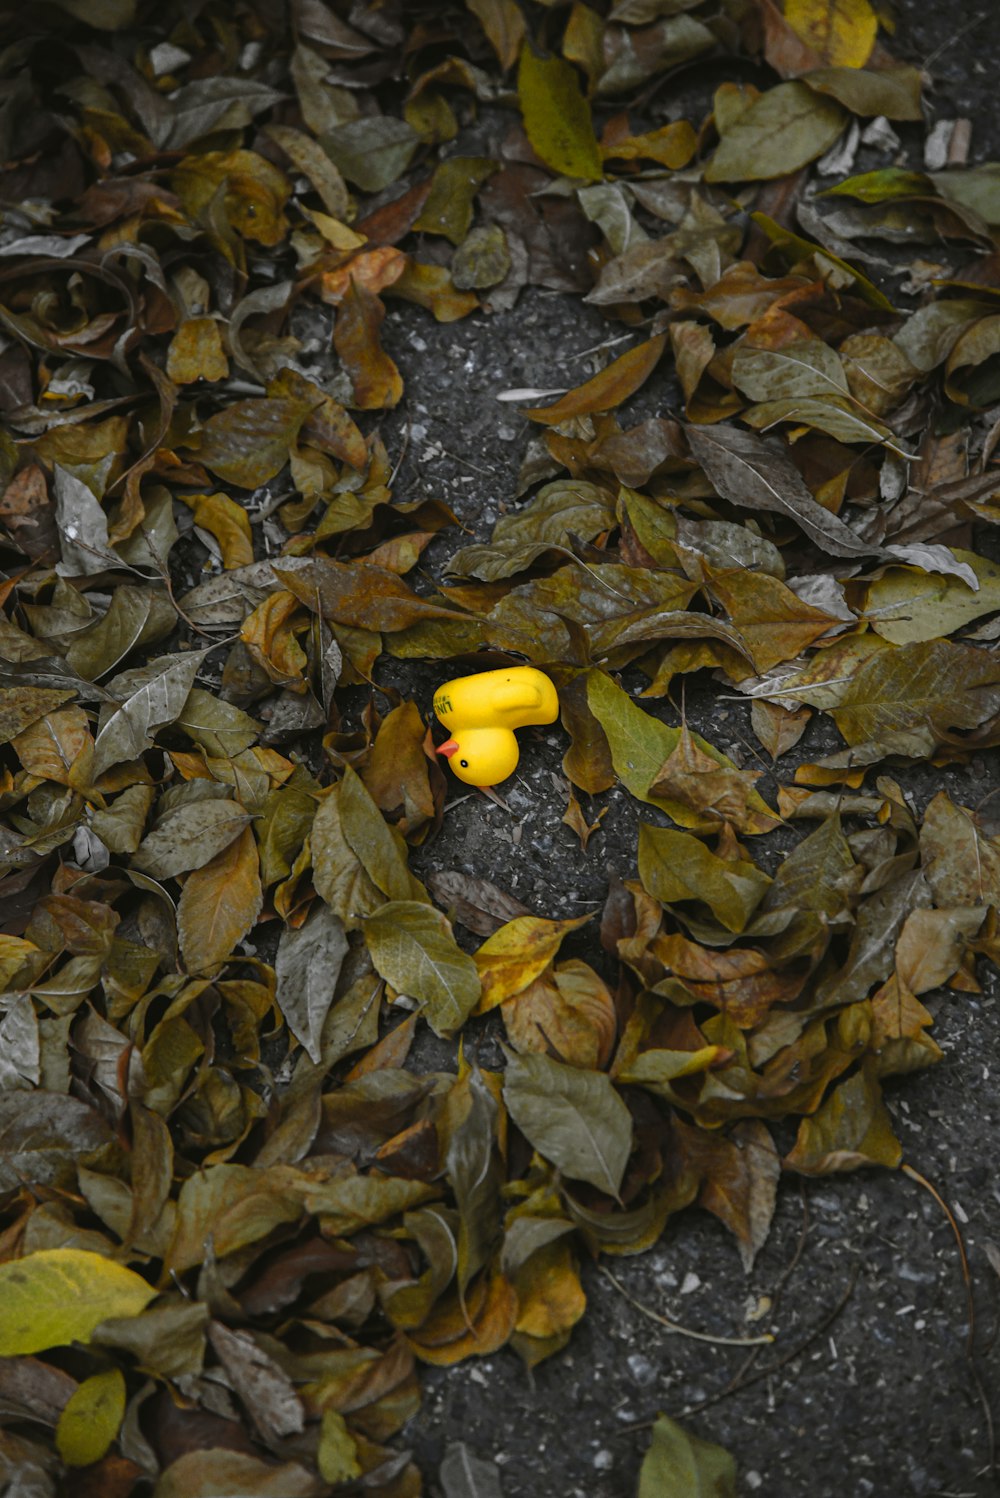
[
  {"left": 522, "top": 336, "right": 666, "bottom": 424},
  {"left": 784, "top": 0, "right": 878, "bottom": 68},
  {"left": 0, "top": 1249, "right": 155, "bottom": 1356},
  {"left": 503, "top": 1048, "right": 633, "bottom": 1198},
  {"left": 364, "top": 900, "right": 482, "bottom": 1037},
  {"left": 177, "top": 824, "right": 262, "bottom": 973},
  {"left": 638, "top": 1415, "right": 737, "bottom": 1498},
  {"left": 517, "top": 46, "right": 602, "bottom": 182},
  {"left": 55, "top": 1368, "right": 126, "bottom": 1469},
  {"left": 706, "top": 82, "right": 846, "bottom": 182}
]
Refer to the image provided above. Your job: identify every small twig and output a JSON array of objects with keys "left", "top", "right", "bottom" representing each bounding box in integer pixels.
[
  {"left": 921, "top": 11, "right": 989, "bottom": 72},
  {"left": 903, "top": 1163, "right": 996, "bottom": 1479},
  {"left": 614, "top": 1264, "right": 859, "bottom": 1431},
  {"left": 389, "top": 408, "right": 412, "bottom": 488},
  {"left": 599, "top": 1265, "right": 774, "bottom": 1348}
]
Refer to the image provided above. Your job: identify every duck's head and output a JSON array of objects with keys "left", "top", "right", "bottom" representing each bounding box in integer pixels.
[{"left": 436, "top": 727, "right": 520, "bottom": 787}]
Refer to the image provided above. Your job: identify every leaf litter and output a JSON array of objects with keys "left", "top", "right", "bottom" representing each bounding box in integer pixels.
[{"left": 0, "top": 0, "right": 998, "bottom": 1493}]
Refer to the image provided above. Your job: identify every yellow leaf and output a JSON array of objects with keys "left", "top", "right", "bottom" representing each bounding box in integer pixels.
[
  {"left": 517, "top": 44, "right": 602, "bottom": 182},
  {"left": 171, "top": 150, "right": 291, "bottom": 247},
  {"left": 317, "top": 1409, "right": 362, "bottom": 1484},
  {"left": 56, "top": 1368, "right": 126, "bottom": 1467},
  {"left": 603, "top": 121, "right": 697, "bottom": 169},
  {"left": 407, "top": 1271, "right": 518, "bottom": 1365},
  {"left": 474, "top": 913, "right": 593, "bottom": 1012},
  {"left": 0, "top": 933, "right": 40, "bottom": 987},
  {"left": 513, "top": 1240, "right": 586, "bottom": 1340},
  {"left": 178, "top": 825, "right": 263, "bottom": 973},
  {"left": 385, "top": 261, "right": 479, "bottom": 324},
  {"left": 166, "top": 318, "right": 229, "bottom": 384},
  {"left": 181, "top": 492, "right": 254, "bottom": 569},
  {"left": 784, "top": 0, "right": 877, "bottom": 68},
  {"left": 0, "top": 1248, "right": 155, "bottom": 1356}
]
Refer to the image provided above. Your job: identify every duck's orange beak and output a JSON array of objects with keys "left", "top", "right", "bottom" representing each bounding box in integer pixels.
[{"left": 437, "top": 738, "right": 459, "bottom": 758}]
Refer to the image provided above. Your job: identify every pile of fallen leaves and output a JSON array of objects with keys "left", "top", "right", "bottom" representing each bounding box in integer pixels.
[{"left": 1, "top": 0, "right": 999, "bottom": 1492}]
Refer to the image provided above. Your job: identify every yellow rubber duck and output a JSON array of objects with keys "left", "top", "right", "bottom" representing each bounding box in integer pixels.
[{"left": 433, "top": 666, "right": 559, "bottom": 787}]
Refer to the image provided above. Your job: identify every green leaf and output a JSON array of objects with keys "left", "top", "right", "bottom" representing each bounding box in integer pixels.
[
  {"left": 413, "top": 157, "right": 498, "bottom": 244},
  {"left": 175, "top": 687, "right": 261, "bottom": 757},
  {"left": 705, "top": 81, "right": 846, "bottom": 183},
  {"left": 585, "top": 670, "right": 765, "bottom": 827},
  {"left": 517, "top": 45, "right": 602, "bottom": 182},
  {"left": 638, "top": 1415, "right": 737, "bottom": 1498},
  {"left": 318, "top": 1409, "right": 362, "bottom": 1485},
  {"left": 502, "top": 1049, "right": 632, "bottom": 1198},
  {"left": 338, "top": 764, "right": 429, "bottom": 904},
  {"left": 364, "top": 900, "right": 481, "bottom": 1037},
  {"left": 56, "top": 1368, "right": 126, "bottom": 1467},
  {"left": 65, "top": 585, "right": 174, "bottom": 681},
  {"left": 638, "top": 823, "right": 771, "bottom": 934},
  {"left": 821, "top": 166, "right": 935, "bottom": 204},
  {"left": 311, "top": 779, "right": 384, "bottom": 929},
  {"left": 0, "top": 1248, "right": 155, "bottom": 1355},
  {"left": 742, "top": 396, "right": 897, "bottom": 450},
  {"left": 863, "top": 549, "right": 1000, "bottom": 645}
]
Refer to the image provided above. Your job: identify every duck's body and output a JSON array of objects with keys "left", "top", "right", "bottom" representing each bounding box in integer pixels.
[{"left": 434, "top": 666, "right": 558, "bottom": 787}]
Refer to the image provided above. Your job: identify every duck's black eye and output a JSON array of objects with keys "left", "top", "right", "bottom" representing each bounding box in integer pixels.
[{"left": 460, "top": 759, "right": 469, "bottom": 767}]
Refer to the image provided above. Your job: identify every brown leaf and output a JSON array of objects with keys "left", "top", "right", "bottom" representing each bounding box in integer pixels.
[
  {"left": 333, "top": 280, "right": 403, "bottom": 409},
  {"left": 194, "top": 398, "right": 311, "bottom": 488},
  {"left": 521, "top": 336, "right": 666, "bottom": 425},
  {"left": 649, "top": 723, "right": 781, "bottom": 834},
  {"left": 178, "top": 825, "right": 263, "bottom": 973},
  {"left": 502, "top": 958, "right": 616, "bottom": 1069},
  {"left": 683, "top": 1118, "right": 780, "bottom": 1272},
  {"left": 427, "top": 870, "right": 532, "bottom": 936}
]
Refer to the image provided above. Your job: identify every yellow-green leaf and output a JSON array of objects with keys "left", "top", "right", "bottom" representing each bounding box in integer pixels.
[
  {"left": 0, "top": 1248, "right": 155, "bottom": 1355},
  {"left": 638, "top": 823, "right": 771, "bottom": 934},
  {"left": 517, "top": 45, "right": 602, "bottom": 182},
  {"left": 56, "top": 1368, "right": 126, "bottom": 1467},
  {"left": 364, "top": 899, "right": 481, "bottom": 1037},
  {"left": 639, "top": 1414, "right": 737, "bottom": 1498},
  {"left": 317, "top": 1409, "right": 362, "bottom": 1484}
]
